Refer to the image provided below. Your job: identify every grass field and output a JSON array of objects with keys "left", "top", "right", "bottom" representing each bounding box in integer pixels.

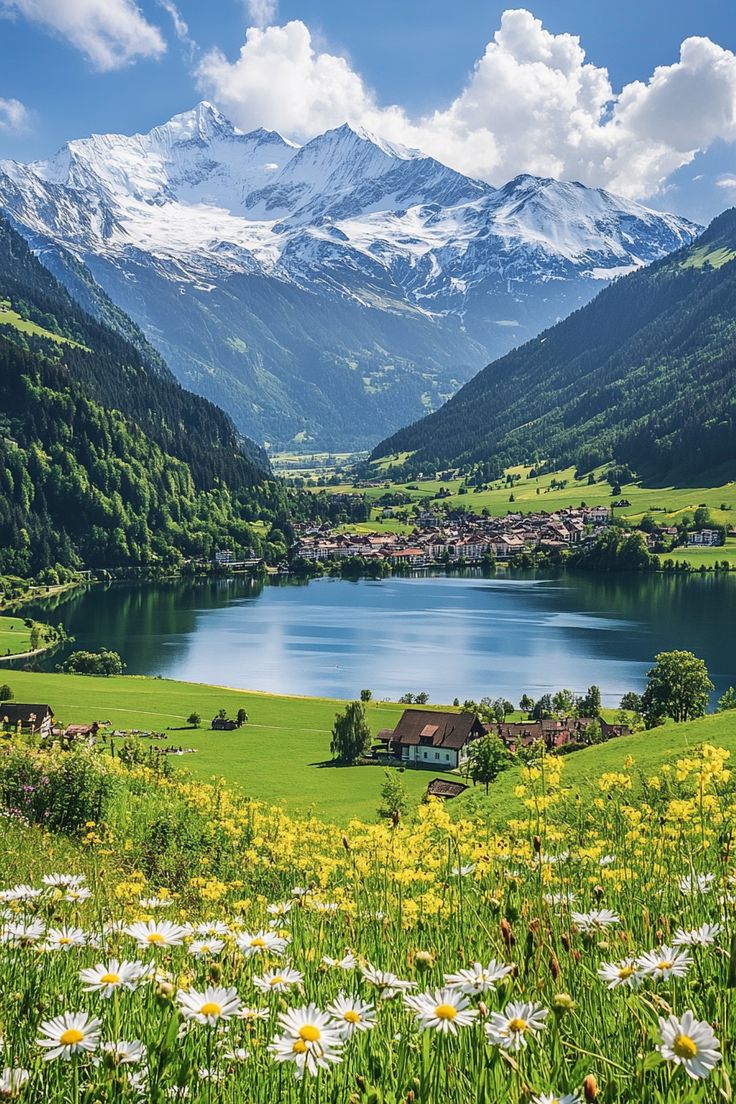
[
  {"left": 4, "top": 670, "right": 457, "bottom": 820},
  {"left": 0, "top": 615, "right": 34, "bottom": 657},
  {"left": 657, "top": 538, "right": 736, "bottom": 568},
  {"left": 315, "top": 463, "right": 736, "bottom": 536},
  {"left": 0, "top": 301, "right": 87, "bottom": 348},
  {"left": 5, "top": 669, "right": 736, "bottom": 825}
]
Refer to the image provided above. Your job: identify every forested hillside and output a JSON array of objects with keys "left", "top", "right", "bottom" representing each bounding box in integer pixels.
[
  {"left": 0, "top": 217, "right": 279, "bottom": 574},
  {"left": 372, "top": 210, "right": 736, "bottom": 482}
]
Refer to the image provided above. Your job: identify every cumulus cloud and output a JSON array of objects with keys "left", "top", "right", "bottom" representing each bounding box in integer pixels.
[
  {"left": 2, "top": 0, "right": 166, "bottom": 70},
  {"left": 197, "top": 9, "right": 736, "bottom": 200},
  {"left": 0, "top": 96, "right": 30, "bottom": 131}
]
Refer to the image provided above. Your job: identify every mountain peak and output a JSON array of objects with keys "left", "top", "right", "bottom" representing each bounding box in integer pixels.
[{"left": 153, "top": 101, "right": 240, "bottom": 144}]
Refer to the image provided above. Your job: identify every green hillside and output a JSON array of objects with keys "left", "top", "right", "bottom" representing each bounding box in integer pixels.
[
  {"left": 372, "top": 209, "right": 736, "bottom": 483},
  {"left": 0, "top": 217, "right": 289, "bottom": 575}
]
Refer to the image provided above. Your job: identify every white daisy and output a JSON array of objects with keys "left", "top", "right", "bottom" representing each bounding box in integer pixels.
[
  {"left": 450, "top": 863, "right": 475, "bottom": 877},
  {"left": 658, "top": 1011, "right": 721, "bottom": 1079},
  {"left": 80, "top": 960, "right": 146, "bottom": 998},
  {"left": 236, "top": 1006, "right": 270, "bottom": 1023},
  {"left": 37, "top": 1012, "right": 101, "bottom": 1061},
  {"left": 326, "top": 993, "right": 377, "bottom": 1037},
  {"left": 673, "top": 923, "right": 721, "bottom": 947},
  {"left": 269, "top": 1004, "right": 343, "bottom": 1079},
  {"left": 361, "top": 964, "right": 416, "bottom": 1000},
  {"left": 598, "top": 855, "right": 616, "bottom": 866},
  {"left": 322, "top": 952, "right": 356, "bottom": 970},
  {"left": 679, "top": 873, "right": 715, "bottom": 895},
  {"left": 485, "top": 1001, "right": 548, "bottom": 1051},
  {"left": 188, "top": 939, "right": 225, "bottom": 958},
  {"left": 597, "top": 958, "right": 640, "bottom": 989},
  {"left": 223, "top": 1046, "right": 249, "bottom": 1062},
  {"left": 43, "top": 926, "right": 87, "bottom": 951},
  {"left": 42, "top": 874, "right": 86, "bottom": 889},
  {"left": 1, "top": 920, "right": 45, "bottom": 946},
  {"left": 544, "top": 891, "right": 578, "bottom": 907},
  {"left": 193, "top": 921, "right": 231, "bottom": 938},
  {"left": 571, "top": 909, "right": 621, "bottom": 933},
  {"left": 236, "top": 930, "right": 289, "bottom": 958},
  {"left": 266, "top": 902, "right": 293, "bottom": 917},
  {"left": 98, "top": 1040, "right": 147, "bottom": 1066},
  {"left": 1, "top": 886, "right": 42, "bottom": 903},
  {"left": 124, "top": 920, "right": 188, "bottom": 949},
  {"left": 177, "top": 986, "right": 242, "bottom": 1025},
  {"left": 405, "top": 989, "right": 478, "bottom": 1034},
  {"left": 444, "top": 959, "right": 513, "bottom": 994},
  {"left": 253, "top": 967, "right": 303, "bottom": 995},
  {"left": 0, "top": 1067, "right": 29, "bottom": 1096},
  {"left": 139, "top": 896, "right": 173, "bottom": 909},
  {"left": 636, "top": 945, "right": 692, "bottom": 981},
  {"left": 63, "top": 887, "right": 91, "bottom": 904}
]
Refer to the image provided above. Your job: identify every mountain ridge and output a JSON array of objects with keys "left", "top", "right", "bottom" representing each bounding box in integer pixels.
[
  {"left": 370, "top": 209, "right": 736, "bottom": 483},
  {"left": 0, "top": 102, "right": 700, "bottom": 450}
]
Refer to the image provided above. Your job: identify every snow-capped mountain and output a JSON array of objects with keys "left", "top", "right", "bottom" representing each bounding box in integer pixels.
[{"left": 0, "top": 102, "right": 699, "bottom": 449}]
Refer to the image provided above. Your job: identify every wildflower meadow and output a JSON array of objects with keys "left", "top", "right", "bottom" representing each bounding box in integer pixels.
[{"left": 0, "top": 740, "right": 734, "bottom": 1102}]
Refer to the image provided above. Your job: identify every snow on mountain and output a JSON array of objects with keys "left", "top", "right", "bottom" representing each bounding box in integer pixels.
[{"left": 0, "top": 102, "right": 701, "bottom": 449}]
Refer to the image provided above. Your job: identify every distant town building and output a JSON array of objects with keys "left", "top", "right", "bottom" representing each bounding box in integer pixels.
[{"left": 687, "top": 529, "right": 723, "bottom": 547}]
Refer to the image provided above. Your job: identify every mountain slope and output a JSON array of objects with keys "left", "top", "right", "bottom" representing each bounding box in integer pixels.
[
  {"left": 0, "top": 216, "right": 274, "bottom": 574},
  {"left": 0, "top": 103, "right": 699, "bottom": 450},
  {"left": 371, "top": 211, "right": 736, "bottom": 483}
]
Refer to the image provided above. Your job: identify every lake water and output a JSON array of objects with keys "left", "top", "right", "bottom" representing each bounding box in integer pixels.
[{"left": 26, "top": 571, "right": 735, "bottom": 706}]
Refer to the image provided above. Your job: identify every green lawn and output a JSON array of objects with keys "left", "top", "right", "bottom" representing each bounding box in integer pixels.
[
  {"left": 657, "top": 538, "right": 736, "bottom": 568},
  {"left": 314, "top": 464, "right": 736, "bottom": 532},
  {"left": 0, "top": 615, "right": 34, "bottom": 657},
  {"left": 3, "top": 670, "right": 457, "bottom": 821}
]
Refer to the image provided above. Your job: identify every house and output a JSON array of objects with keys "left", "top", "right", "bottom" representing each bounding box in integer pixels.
[
  {"left": 214, "top": 549, "right": 235, "bottom": 565},
  {"left": 426, "top": 778, "right": 468, "bottom": 800},
  {"left": 687, "top": 529, "right": 723, "bottom": 547},
  {"left": 211, "top": 717, "right": 238, "bottom": 731},
  {"left": 378, "top": 709, "right": 485, "bottom": 769},
  {"left": 1, "top": 703, "right": 54, "bottom": 736},
  {"left": 486, "top": 716, "right": 630, "bottom": 752}
]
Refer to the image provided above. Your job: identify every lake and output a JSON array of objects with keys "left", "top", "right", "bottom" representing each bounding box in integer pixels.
[{"left": 25, "top": 571, "right": 735, "bottom": 706}]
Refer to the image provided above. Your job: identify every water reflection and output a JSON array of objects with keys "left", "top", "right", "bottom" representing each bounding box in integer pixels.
[{"left": 24, "top": 571, "right": 736, "bottom": 706}]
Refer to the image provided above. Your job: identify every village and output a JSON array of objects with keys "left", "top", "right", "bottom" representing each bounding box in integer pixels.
[{"left": 293, "top": 504, "right": 614, "bottom": 565}]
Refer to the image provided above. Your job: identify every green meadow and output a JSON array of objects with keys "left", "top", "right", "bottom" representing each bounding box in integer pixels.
[{"left": 4, "top": 669, "right": 736, "bottom": 824}]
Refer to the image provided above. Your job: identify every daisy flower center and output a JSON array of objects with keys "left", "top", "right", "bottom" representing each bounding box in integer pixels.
[
  {"left": 673, "top": 1034, "right": 699, "bottom": 1059},
  {"left": 298, "top": 1025, "right": 321, "bottom": 1043},
  {"left": 58, "top": 937, "right": 72, "bottom": 945},
  {"left": 200, "top": 1002, "right": 222, "bottom": 1017},
  {"left": 435, "top": 1004, "right": 458, "bottom": 1021},
  {"left": 60, "top": 1029, "right": 85, "bottom": 1046},
  {"left": 269, "top": 976, "right": 284, "bottom": 986},
  {"left": 147, "top": 933, "right": 164, "bottom": 944},
  {"left": 343, "top": 1010, "right": 361, "bottom": 1024},
  {"left": 100, "top": 973, "right": 120, "bottom": 984},
  {"left": 657, "top": 960, "right": 673, "bottom": 971},
  {"left": 619, "top": 965, "right": 635, "bottom": 979},
  {"left": 508, "top": 1017, "right": 528, "bottom": 1033},
  {"left": 292, "top": 1040, "right": 308, "bottom": 1054},
  {"left": 250, "top": 937, "right": 266, "bottom": 948}
]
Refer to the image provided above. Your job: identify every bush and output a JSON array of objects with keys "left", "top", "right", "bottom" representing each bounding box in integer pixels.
[{"left": 0, "top": 746, "right": 116, "bottom": 834}]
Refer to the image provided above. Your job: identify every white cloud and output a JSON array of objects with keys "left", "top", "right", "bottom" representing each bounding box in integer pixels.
[
  {"left": 157, "top": 0, "right": 195, "bottom": 57},
  {"left": 0, "top": 97, "right": 30, "bottom": 131},
  {"left": 245, "top": 0, "right": 278, "bottom": 30},
  {"left": 716, "top": 175, "right": 736, "bottom": 190},
  {"left": 2, "top": 0, "right": 166, "bottom": 70},
  {"left": 197, "top": 9, "right": 736, "bottom": 200}
]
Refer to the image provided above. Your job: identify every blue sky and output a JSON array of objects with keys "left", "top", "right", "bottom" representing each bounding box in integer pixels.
[{"left": 1, "top": 0, "right": 735, "bottom": 222}]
